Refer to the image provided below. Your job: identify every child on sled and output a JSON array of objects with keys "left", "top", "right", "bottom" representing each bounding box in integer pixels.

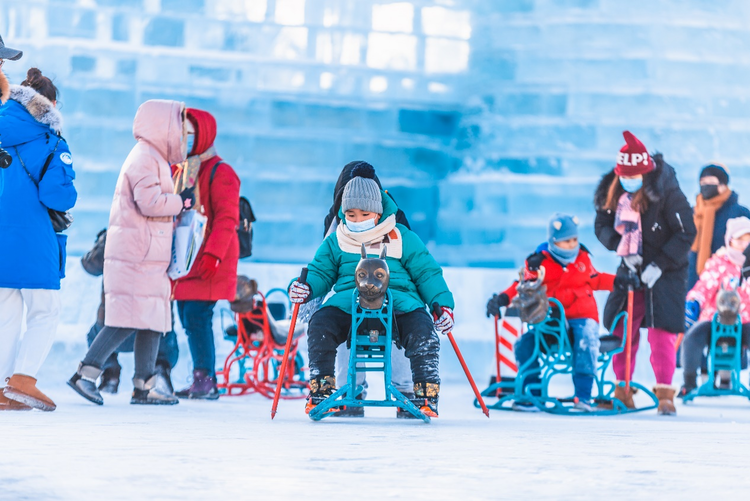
[
  {"left": 288, "top": 163, "right": 455, "bottom": 417},
  {"left": 486, "top": 214, "right": 615, "bottom": 412},
  {"left": 680, "top": 216, "right": 750, "bottom": 396}
]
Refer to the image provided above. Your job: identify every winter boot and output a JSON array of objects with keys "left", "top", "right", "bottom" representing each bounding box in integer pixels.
[
  {"left": 412, "top": 382, "right": 439, "bottom": 418},
  {"left": 332, "top": 392, "right": 365, "bottom": 417},
  {"left": 654, "top": 384, "right": 676, "bottom": 416},
  {"left": 153, "top": 361, "right": 175, "bottom": 396},
  {"left": 397, "top": 391, "right": 420, "bottom": 419},
  {"left": 678, "top": 373, "right": 698, "bottom": 399},
  {"left": 131, "top": 375, "right": 179, "bottom": 405},
  {"left": 0, "top": 392, "right": 31, "bottom": 411},
  {"left": 4, "top": 374, "right": 56, "bottom": 411},
  {"left": 67, "top": 364, "right": 104, "bottom": 405},
  {"left": 176, "top": 369, "right": 219, "bottom": 400},
  {"left": 612, "top": 382, "right": 636, "bottom": 409},
  {"left": 305, "top": 376, "right": 338, "bottom": 414},
  {"left": 98, "top": 365, "right": 121, "bottom": 394}
]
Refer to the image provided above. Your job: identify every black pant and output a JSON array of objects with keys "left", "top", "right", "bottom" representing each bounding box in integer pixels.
[
  {"left": 307, "top": 307, "right": 440, "bottom": 384},
  {"left": 82, "top": 327, "right": 161, "bottom": 381},
  {"left": 681, "top": 321, "right": 750, "bottom": 377}
]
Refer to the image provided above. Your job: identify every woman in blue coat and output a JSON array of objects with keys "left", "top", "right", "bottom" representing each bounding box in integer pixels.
[{"left": 0, "top": 68, "right": 77, "bottom": 411}]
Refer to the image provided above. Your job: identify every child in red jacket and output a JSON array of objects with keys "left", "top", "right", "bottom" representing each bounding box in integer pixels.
[{"left": 486, "top": 214, "right": 615, "bottom": 411}]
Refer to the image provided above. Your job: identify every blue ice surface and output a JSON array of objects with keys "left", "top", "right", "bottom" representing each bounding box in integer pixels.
[{"left": 2, "top": 0, "right": 748, "bottom": 273}]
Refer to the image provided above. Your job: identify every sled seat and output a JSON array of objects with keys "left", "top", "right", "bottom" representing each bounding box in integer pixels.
[{"left": 598, "top": 335, "right": 622, "bottom": 354}]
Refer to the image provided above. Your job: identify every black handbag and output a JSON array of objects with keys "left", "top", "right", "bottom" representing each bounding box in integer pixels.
[
  {"left": 81, "top": 228, "right": 107, "bottom": 276},
  {"left": 14, "top": 138, "right": 73, "bottom": 233}
]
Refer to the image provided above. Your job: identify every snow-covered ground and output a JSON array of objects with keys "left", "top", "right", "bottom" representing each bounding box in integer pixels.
[{"left": 4, "top": 260, "right": 750, "bottom": 499}]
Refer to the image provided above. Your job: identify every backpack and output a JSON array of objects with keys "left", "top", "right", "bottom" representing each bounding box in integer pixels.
[{"left": 210, "top": 161, "right": 255, "bottom": 259}]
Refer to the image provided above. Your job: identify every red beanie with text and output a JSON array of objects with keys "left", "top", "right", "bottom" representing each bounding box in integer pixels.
[{"left": 615, "top": 131, "right": 654, "bottom": 176}]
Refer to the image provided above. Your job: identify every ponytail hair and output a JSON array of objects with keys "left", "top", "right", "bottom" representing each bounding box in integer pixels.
[{"left": 21, "top": 67, "right": 58, "bottom": 102}]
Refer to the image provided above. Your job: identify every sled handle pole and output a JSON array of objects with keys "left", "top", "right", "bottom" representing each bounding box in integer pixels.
[
  {"left": 674, "top": 332, "right": 684, "bottom": 352},
  {"left": 434, "top": 303, "right": 490, "bottom": 418},
  {"left": 494, "top": 314, "right": 502, "bottom": 384},
  {"left": 271, "top": 267, "right": 308, "bottom": 420},
  {"left": 624, "top": 285, "right": 635, "bottom": 394}
]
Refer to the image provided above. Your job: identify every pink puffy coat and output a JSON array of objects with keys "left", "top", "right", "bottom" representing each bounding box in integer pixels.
[
  {"left": 687, "top": 247, "right": 750, "bottom": 324},
  {"left": 103, "top": 100, "right": 186, "bottom": 332}
]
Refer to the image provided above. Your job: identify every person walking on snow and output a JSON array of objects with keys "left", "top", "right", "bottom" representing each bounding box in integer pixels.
[
  {"left": 172, "top": 108, "right": 241, "bottom": 400},
  {"left": 68, "top": 99, "right": 196, "bottom": 406},
  {"left": 0, "top": 67, "right": 77, "bottom": 411},
  {"left": 594, "top": 131, "right": 696, "bottom": 415}
]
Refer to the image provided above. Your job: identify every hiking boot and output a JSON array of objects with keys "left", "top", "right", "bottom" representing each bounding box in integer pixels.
[
  {"left": 679, "top": 373, "right": 697, "bottom": 399},
  {"left": 397, "top": 391, "right": 420, "bottom": 419},
  {"left": 153, "top": 361, "right": 175, "bottom": 396},
  {"left": 654, "top": 384, "right": 676, "bottom": 416},
  {"left": 131, "top": 375, "right": 179, "bottom": 405},
  {"left": 4, "top": 374, "right": 56, "bottom": 411},
  {"left": 512, "top": 401, "right": 541, "bottom": 412},
  {"left": 0, "top": 392, "right": 32, "bottom": 411},
  {"left": 98, "top": 366, "right": 120, "bottom": 394},
  {"left": 412, "top": 382, "right": 439, "bottom": 418},
  {"left": 176, "top": 369, "right": 219, "bottom": 400},
  {"left": 613, "top": 382, "right": 636, "bottom": 409},
  {"left": 67, "top": 364, "right": 104, "bottom": 405},
  {"left": 305, "top": 376, "right": 337, "bottom": 414}
]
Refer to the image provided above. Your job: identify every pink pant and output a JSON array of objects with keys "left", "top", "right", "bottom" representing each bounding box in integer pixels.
[{"left": 611, "top": 290, "right": 677, "bottom": 385}]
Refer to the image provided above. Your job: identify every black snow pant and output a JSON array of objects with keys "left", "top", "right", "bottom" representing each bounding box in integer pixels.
[
  {"left": 307, "top": 306, "right": 440, "bottom": 385},
  {"left": 681, "top": 321, "right": 750, "bottom": 378}
]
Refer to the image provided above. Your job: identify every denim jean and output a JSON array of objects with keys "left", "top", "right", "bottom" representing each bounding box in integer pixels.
[
  {"left": 514, "top": 318, "right": 600, "bottom": 402},
  {"left": 176, "top": 300, "right": 218, "bottom": 377}
]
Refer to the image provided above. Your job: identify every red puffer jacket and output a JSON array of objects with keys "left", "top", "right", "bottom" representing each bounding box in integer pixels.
[
  {"left": 503, "top": 244, "right": 615, "bottom": 323},
  {"left": 172, "top": 108, "right": 240, "bottom": 302}
]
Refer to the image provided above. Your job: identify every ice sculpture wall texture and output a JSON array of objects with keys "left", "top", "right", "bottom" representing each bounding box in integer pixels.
[{"left": 2, "top": 0, "right": 750, "bottom": 267}]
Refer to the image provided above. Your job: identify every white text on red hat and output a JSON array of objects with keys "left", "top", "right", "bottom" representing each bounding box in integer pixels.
[{"left": 617, "top": 152, "right": 649, "bottom": 167}]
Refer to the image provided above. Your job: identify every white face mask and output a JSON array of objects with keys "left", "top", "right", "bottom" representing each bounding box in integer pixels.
[{"left": 345, "top": 218, "right": 376, "bottom": 233}]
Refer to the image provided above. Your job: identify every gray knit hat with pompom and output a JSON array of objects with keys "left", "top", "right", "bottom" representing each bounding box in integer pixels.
[{"left": 341, "top": 162, "right": 383, "bottom": 214}]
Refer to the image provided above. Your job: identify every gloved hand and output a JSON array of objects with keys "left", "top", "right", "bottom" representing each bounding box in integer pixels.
[
  {"left": 685, "top": 300, "right": 700, "bottom": 331},
  {"left": 194, "top": 254, "right": 220, "bottom": 280},
  {"left": 526, "top": 252, "right": 546, "bottom": 272},
  {"left": 179, "top": 187, "right": 196, "bottom": 211},
  {"left": 622, "top": 254, "right": 643, "bottom": 272},
  {"left": 289, "top": 280, "right": 311, "bottom": 304},
  {"left": 434, "top": 306, "right": 454, "bottom": 335},
  {"left": 614, "top": 270, "right": 641, "bottom": 291},
  {"left": 640, "top": 263, "right": 662, "bottom": 289},
  {"left": 486, "top": 293, "right": 510, "bottom": 318},
  {"left": 0, "top": 147, "right": 11, "bottom": 169}
]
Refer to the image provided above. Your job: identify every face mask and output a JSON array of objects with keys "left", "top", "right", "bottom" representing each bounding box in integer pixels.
[
  {"left": 548, "top": 241, "right": 580, "bottom": 265},
  {"left": 620, "top": 178, "right": 643, "bottom": 193},
  {"left": 185, "top": 134, "right": 196, "bottom": 156},
  {"left": 700, "top": 184, "right": 720, "bottom": 200},
  {"left": 726, "top": 246, "right": 746, "bottom": 267},
  {"left": 346, "top": 218, "right": 376, "bottom": 233}
]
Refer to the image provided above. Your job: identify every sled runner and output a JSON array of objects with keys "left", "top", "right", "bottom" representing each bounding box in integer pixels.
[
  {"left": 682, "top": 313, "right": 750, "bottom": 402},
  {"left": 307, "top": 289, "right": 431, "bottom": 422},
  {"left": 475, "top": 298, "right": 658, "bottom": 415},
  {"left": 218, "top": 288, "right": 308, "bottom": 399}
]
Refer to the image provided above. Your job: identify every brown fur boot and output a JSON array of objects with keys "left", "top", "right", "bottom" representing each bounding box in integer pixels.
[
  {"left": 0, "top": 392, "right": 32, "bottom": 411},
  {"left": 612, "top": 382, "right": 636, "bottom": 409},
  {"left": 3, "top": 374, "right": 56, "bottom": 412},
  {"left": 654, "top": 384, "right": 676, "bottom": 416}
]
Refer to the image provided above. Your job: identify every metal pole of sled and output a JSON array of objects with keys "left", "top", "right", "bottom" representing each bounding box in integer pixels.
[
  {"left": 624, "top": 285, "right": 635, "bottom": 394},
  {"left": 271, "top": 267, "right": 308, "bottom": 420},
  {"left": 494, "top": 315, "right": 502, "bottom": 385},
  {"left": 434, "top": 303, "right": 490, "bottom": 418}
]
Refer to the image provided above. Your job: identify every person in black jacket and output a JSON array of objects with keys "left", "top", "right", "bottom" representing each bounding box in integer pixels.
[{"left": 594, "top": 131, "right": 696, "bottom": 416}]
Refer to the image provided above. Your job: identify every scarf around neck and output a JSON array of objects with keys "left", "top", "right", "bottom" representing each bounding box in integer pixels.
[
  {"left": 692, "top": 189, "right": 733, "bottom": 275},
  {"left": 336, "top": 214, "right": 402, "bottom": 258},
  {"left": 614, "top": 192, "right": 642, "bottom": 257},
  {"left": 172, "top": 145, "right": 218, "bottom": 196}
]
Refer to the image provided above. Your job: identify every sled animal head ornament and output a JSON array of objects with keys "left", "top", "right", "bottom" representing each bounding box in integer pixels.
[
  {"left": 716, "top": 280, "right": 741, "bottom": 326},
  {"left": 230, "top": 275, "right": 259, "bottom": 313},
  {"left": 355, "top": 243, "right": 390, "bottom": 310},
  {"left": 511, "top": 266, "right": 549, "bottom": 325}
]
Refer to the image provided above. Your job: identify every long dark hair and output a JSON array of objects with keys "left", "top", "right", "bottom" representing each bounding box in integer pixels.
[
  {"left": 21, "top": 67, "right": 58, "bottom": 102},
  {"left": 605, "top": 172, "right": 652, "bottom": 213}
]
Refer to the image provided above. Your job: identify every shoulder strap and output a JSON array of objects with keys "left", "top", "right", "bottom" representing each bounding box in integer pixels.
[
  {"left": 209, "top": 160, "right": 223, "bottom": 185},
  {"left": 13, "top": 146, "right": 39, "bottom": 188},
  {"left": 13, "top": 136, "right": 63, "bottom": 188}
]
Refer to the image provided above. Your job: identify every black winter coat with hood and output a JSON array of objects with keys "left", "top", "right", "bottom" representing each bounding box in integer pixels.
[{"left": 594, "top": 154, "right": 696, "bottom": 334}]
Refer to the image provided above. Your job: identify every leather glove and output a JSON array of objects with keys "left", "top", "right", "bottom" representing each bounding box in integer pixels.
[
  {"left": 486, "top": 293, "right": 510, "bottom": 318},
  {"left": 615, "top": 270, "right": 641, "bottom": 291},
  {"left": 685, "top": 300, "right": 700, "bottom": 331},
  {"left": 289, "top": 280, "right": 311, "bottom": 304},
  {"left": 433, "top": 306, "right": 454, "bottom": 335},
  {"left": 526, "top": 252, "right": 546, "bottom": 272},
  {"left": 194, "top": 254, "right": 220, "bottom": 280},
  {"left": 622, "top": 255, "right": 643, "bottom": 272},
  {"left": 640, "top": 263, "right": 662, "bottom": 289},
  {"left": 179, "top": 187, "right": 196, "bottom": 211},
  {"left": 0, "top": 147, "right": 11, "bottom": 169}
]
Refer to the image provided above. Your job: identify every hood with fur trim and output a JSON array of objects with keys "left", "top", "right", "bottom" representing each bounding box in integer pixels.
[
  {"left": 7, "top": 83, "right": 62, "bottom": 133},
  {"left": 594, "top": 153, "right": 680, "bottom": 210},
  {"left": 0, "top": 71, "right": 9, "bottom": 105}
]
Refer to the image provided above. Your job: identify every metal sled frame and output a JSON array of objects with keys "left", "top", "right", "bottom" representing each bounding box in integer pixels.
[
  {"left": 476, "top": 299, "right": 658, "bottom": 415},
  {"left": 218, "top": 289, "right": 308, "bottom": 399},
  {"left": 308, "top": 290, "right": 430, "bottom": 422},
  {"left": 683, "top": 314, "right": 750, "bottom": 402}
]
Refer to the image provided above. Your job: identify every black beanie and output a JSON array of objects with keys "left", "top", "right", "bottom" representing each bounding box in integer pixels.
[{"left": 700, "top": 164, "right": 729, "bottom": 185}]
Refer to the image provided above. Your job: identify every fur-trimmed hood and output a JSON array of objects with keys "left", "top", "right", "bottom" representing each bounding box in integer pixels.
[
  {"left": 594, "top": 153, "right": 680, "bottom": 210},
  {"left": 0, "top": 71, "right": 9, "bottom": 105},
  {"left": 6, "top": 84, "right": 63, "bottom": 134}
]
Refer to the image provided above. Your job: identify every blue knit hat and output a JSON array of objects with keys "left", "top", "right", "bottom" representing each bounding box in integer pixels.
[{"left": 548, "top": 213, "right": 579, "bottom": 242}]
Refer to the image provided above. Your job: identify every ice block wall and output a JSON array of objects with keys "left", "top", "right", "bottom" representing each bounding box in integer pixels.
[{"left": 2, "top": 0, "right": 750, "bottom": 268}]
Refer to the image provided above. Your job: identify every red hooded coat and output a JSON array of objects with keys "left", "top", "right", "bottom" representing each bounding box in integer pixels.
[{"left": 172, "top": 108, "right": 240, "bottom": 302}]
